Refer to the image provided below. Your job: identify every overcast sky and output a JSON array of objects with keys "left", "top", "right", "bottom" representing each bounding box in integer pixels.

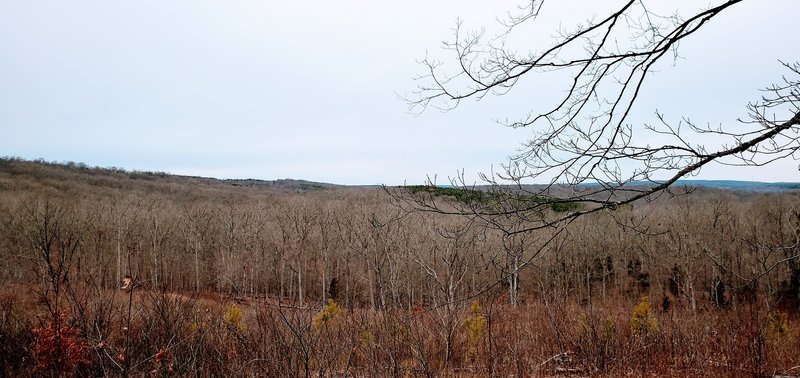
[{"left": 1, "top": 1, "right": 797, "bottom": 185}]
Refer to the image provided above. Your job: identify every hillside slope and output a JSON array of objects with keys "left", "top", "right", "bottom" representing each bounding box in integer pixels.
[{"left": 0, "top": 157, "right": 347, "bottom": 198}]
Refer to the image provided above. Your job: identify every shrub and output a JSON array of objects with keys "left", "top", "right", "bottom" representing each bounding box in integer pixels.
[
  {"left": 630, "top": 296, "right": 658, "bottom": 334},
  {"left": 313, "top": 300, "right": 341, "bottom": 329},
  {"left": 765, "top": 310, "right": 788, "bottom": 338},
  {"left": 464, "top": 301, "right": 487, "bottom": 362},
  {"left": 225, "top": 304, "right": 243, "bottom": 330},
  {"left": 31, "top": 313, "right": 90, "bottom": 374}
]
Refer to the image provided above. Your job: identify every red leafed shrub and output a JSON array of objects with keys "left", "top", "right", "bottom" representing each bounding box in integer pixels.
[{"left": 31, "top": 314, "right": 90, "bottom": 374}]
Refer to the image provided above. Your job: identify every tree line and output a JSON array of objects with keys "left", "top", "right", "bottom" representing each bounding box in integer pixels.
[{"left": 2, "top": 159, "right": 799, "bottom": 313}]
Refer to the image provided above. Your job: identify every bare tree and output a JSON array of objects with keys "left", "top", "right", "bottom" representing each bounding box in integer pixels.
[
  {"left": 10, "top": 199, "right": 84, "bottom": 316},
  {"left": 178, "top": 204, "right": 213, "bottom": 292},
  {"left": 397, "top": 1, "right": 800, "bottom": 234}
]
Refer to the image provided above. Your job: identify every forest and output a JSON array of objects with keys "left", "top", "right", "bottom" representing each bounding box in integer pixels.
[{"left": 1, "top": 157, "right": 798, "bottom": 376}]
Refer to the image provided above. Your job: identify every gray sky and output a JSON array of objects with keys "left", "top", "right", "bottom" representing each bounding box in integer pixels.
[{"left": 1, "top": 1, "right": 797, "bottom": 185}]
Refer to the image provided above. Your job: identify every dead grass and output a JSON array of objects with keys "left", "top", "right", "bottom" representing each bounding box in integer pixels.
[{"left": 1, "top": 285, "right": 797, "bottom": 377}]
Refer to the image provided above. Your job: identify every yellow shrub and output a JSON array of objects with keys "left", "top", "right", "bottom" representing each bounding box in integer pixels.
[
  {"left": 630, "top": 296, "right": 657, "bottom": 334},
  {"left": 313, "top": 299, "right": 341, "bottom": 329},
  {"left": 225, "top": 304, "right": 243, "bottom": 330},
  {"left": 765, "top": 310, "right": 789, "bottom": 338},
  {"left": 464, "top": 300, "right": 487, "bottom": 361}
]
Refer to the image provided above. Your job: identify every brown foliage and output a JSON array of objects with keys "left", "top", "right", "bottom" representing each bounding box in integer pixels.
[{"left": 0, "top": 158, "right": 799, "bottom": 375}]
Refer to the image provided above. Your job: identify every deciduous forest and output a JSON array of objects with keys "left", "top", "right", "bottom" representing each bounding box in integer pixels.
[
  {"left": 2, "top": 1, "right": 800, "bottom": 375},
  {"left": 1, "top": 157, "right": 798, "bottom": 376}
]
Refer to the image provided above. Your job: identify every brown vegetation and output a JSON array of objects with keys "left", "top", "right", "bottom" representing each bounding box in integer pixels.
[{"left": 1, "top": 157, "right": 799, "bottom": 376}]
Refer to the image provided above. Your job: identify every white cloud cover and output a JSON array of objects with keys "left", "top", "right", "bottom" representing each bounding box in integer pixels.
[{"left": 0, "top": 0, "right": 797, "bottom": 184}]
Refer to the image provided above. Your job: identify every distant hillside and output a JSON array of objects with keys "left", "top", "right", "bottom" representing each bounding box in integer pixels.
[
  {"left": 0, "top": 157, "right": 346, "bottom": 196},
  {"left": 3, "top": 157, "right": 797, "bottom": 197},
  {"left": 223, "top": 178, "right": 342, "bottom": 191},
  {"left": 670, "top": 179, "right": 800, "bottom": 192},
  {"left": 572, "top": 179, "right": 800, "bottom": 193}
]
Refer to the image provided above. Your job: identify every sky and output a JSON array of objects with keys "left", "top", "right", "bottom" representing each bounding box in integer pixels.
[{"left": 1, "top": 0, "right": 798, "bottom": 185}]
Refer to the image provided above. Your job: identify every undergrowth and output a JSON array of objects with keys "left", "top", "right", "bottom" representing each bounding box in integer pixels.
[{"left": 0, "top": 288, "right": 797, "bottom": 377}]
